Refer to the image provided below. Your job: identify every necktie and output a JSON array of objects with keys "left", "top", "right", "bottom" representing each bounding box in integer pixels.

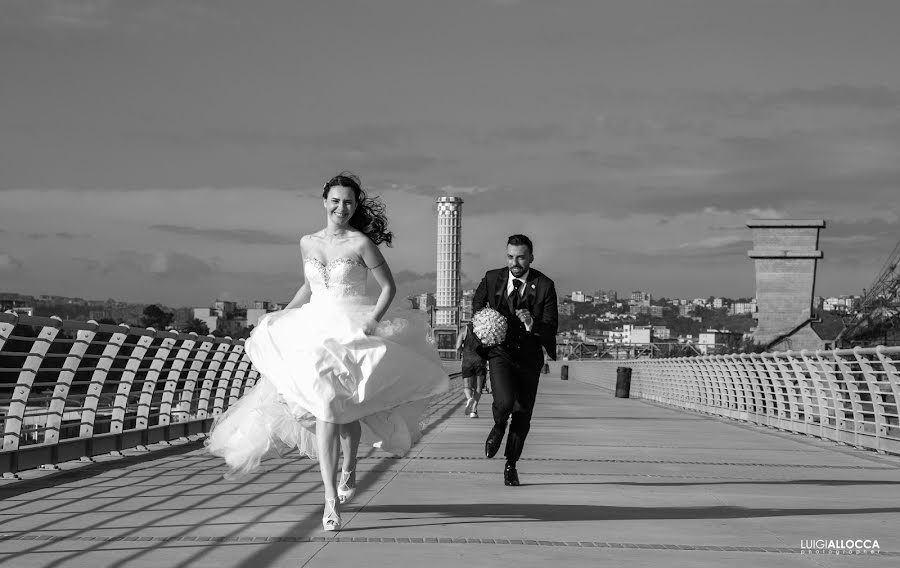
[{"left": 510, "top": 279, "right": 523, "bottom": 311}]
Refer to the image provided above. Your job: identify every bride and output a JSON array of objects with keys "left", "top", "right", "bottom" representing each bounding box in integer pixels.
[{"left": 205, "top": 172, "right": 450, "bottom": 531}]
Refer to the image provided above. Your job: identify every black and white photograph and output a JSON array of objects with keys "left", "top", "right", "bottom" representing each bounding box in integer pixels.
[{"left": 1, "top": 1, "right": 899, "bottom": 566}]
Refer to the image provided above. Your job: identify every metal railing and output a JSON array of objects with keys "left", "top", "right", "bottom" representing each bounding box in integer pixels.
[
  {"left": 551, "top": 346, "right": 900, "bottom": 456},
  {"left": 0, "top": 312, "right": 259, "bottom": 477}
]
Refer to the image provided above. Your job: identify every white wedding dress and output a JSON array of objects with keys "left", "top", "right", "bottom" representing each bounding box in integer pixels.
[{"left": 205, "top": 256, "right": 450, "bottom": 479}]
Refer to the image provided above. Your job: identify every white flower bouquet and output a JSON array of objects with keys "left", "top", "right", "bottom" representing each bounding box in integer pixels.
[{"left": 471, "top": 307, "right": 507, "bottom": 347}]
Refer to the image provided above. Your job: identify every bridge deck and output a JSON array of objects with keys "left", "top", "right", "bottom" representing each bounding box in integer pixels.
[{"left": 2, "top": 371, "right": 899, "bottom": 567}]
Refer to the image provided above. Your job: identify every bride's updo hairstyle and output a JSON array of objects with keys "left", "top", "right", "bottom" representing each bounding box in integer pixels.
[{"left": 323, "top": 171, "right": 394, "bottom": 247}]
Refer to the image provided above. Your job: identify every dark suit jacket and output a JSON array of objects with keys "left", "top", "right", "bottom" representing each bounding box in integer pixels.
[{"left": 472, "top": 267, "right": 558, "bottom": 361}]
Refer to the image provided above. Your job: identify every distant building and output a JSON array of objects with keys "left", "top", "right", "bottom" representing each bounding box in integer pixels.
[
  {"left": 629, "top": 304, "right": 663, "bottom": 317},
  {"left": 822, "top": 296, "right": 859, "bottom": 314},
  {"left": 712, "top": 297, "right": 725, "bottom": 309},
  {"left": 607, "top": 328, "right": 627, "bottom": 343},
  {"left": 246, "top": 308, "right": 268, "bottom": 328},
  {"left": 435, "top": 196, "right": 463, "bottom": 327},
  {"left": 594, "top": 289, "right": 617, "bottom": 303},
  {"left": 245, "top": 300, "right": 274, "bottom": 328},
  {"left": 731, "top": 301, "right": 757, "bottom": 315},
  {"left": 629, "top": 291, "right": 651, "bottom": 306},
  {"left": 88, "top": 305, "right": 145, "bottom": 326},
  {"left": 558, "top": 302, "right": 575, "bottom": 316},
  {"left": 193, "top": 308, "right": 219, "bottom": 333},
  {"left": 571, "top": 291, "right": 587, "bottom": 303},
  {"left": 214, "top": 300, "right": 237, "bottom": 318},
  {"left": 460, "top": 289, "right": 476, "bottom": 321},
  {"left": 652, "top": 325, "right": 671, "bottom": 340},
  {"left": 621, "top": 324, "right": 652, "bottom": 344},
  {"left": 697, "top": 330, "right": 743, "bottom": 355},
  {"left": 416, "top": 292, "right": 435, "bottom": 312}
]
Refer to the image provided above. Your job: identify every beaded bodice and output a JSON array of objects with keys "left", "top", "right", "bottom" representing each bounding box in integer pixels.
[{"left": 304, "top": 257, "right": 369, "bottom": 299}]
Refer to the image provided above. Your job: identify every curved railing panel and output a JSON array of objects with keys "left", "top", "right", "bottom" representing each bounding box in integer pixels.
[
  {"left": 0, "top": 312, "right": 256, "bottom": 477},
  {"left": 551, "top": 346, "right": 900, "bottom": 456}
]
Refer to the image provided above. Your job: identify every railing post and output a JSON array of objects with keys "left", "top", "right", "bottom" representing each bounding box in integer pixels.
[
  {"left": 834, "top": 349, "right": 866, "bottom": 448},
  {"left": 228, "top": 346, "right": 252, "bottom": 406},
  {"left": 196, "top": 342, "right": 232, "bottom": 419},
  {"left": 211, "top": 343, "right": 243, "bottom": 416},
  {"left": 176, "top": 337, "right": 215, "bottom": 421},
  {"left": 788, "top": 351, "right": 816, "bottom": 436},
  {"left": 109, "top": 331, "right": 154, "bottom": 446},
  {"left": 798, "top": 350, "right": 827, "bottom": 440},
  {"left": 45, "top": 322, "right": 98, "bottom": 446},
  {"left": 0, "top": 312, "right": 16, "bottom": 351},
  {"left": 135, "top": 332, "right": 178, "bottom": 437},
  {"left": 854, "top": 348, "right": 886, "bottom": 453},
  {"left": 875, "top": 346, "right": 900, "bottom": 455},
  {"left": 159, "top": 335, "right": 196, "bottom": 425},
  {"left": 3, "top": 316, "right": 62, "bottom": 452},
  {"left": 81, "top": 324, "right": 129, "bottom": 439}
]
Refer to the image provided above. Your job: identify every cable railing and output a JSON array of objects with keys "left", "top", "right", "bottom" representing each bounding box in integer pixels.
[
  {"left": 0, "top": 312, "right": 259, "bottom": 477},
  {"left": 551, "top": 346, "right": 900, "bottom": 456}
]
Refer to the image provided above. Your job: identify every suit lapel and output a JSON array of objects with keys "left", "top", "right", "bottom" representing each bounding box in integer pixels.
[
  {"left": 493, "top": 268, "right": 508, "bottom": 308},
  {"left": 523, "top": 270, "right": 538, "bottom": 308}
]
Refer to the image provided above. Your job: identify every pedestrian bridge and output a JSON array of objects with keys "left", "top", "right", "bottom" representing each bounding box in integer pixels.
[{"left": 1, "top": 312, "right": 899, "bottom": 567}]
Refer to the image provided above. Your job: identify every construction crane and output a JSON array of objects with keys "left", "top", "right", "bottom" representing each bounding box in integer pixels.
[{"left": 835, "top": 236, "right": 900, "bottom": 347}]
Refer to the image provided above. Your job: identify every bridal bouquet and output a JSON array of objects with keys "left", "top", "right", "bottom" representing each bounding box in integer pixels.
[{"left": 471, "top": 307, "right": 507, "bottom": 347}]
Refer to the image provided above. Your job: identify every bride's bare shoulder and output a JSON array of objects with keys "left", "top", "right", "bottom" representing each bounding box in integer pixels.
[
  {"left": 302, "top": 231, "right": 325, "bottom": 242},
  {"left": 299, "top": 233, "right": 321, "bottom": 256}
]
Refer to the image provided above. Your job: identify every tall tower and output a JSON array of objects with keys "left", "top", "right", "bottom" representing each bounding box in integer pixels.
[{"left": 435, "top": 196, "right": 463, "bottom": 327}]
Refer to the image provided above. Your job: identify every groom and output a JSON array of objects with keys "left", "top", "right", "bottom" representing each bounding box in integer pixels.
[{"left": 472, "top": 234, "right": 558, "bottom": 486}]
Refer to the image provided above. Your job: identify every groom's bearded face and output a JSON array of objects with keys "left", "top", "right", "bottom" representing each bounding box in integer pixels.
[{"left": 506, "top": 244, "right": 533, "bottom": 277}]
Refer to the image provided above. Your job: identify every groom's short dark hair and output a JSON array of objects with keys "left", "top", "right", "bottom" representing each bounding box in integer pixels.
[{"left": 507, "top": 234, "right": 533, "bottom": 254}]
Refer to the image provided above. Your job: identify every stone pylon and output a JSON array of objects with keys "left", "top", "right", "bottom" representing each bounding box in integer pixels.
[{"left": 747, "top": 219, "right": 825, "bottom": 352}]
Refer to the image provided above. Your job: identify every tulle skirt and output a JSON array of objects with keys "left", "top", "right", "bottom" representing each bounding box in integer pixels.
[{"left": 205, "top": 297, "right": 450, "bottom": 479}]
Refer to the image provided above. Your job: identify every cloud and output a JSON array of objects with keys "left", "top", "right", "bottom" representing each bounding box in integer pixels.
[
  {"left": 388, "top": 184, "right": 494, "bottom": 199},
  {"left": 26, "top": 231, "right": 87, "bottom": 239},
  {"left": 2, "top": 0, "right": 229, "bottom": 31},
  {"left": 483, "top": 124, "right": 566, "bottom": 144},
  {"left": 673, "top": 236, "right": 749, "bottom": 251},
  {"left": 42, "top": 0, "right": 113, "bottom": 29},
  {"left": 393, "top": 270, "right": 438, "bottom": 286},
  {"left": 354, "top": 153, "right": 455, "bottom": 175},
  {"left": 0, "top": 253, "right": 24, "bottom": 271},
  {"left": 757, "top": 85, "right": 900, "bottom": 111},
  {"left": 101, "top": 250, "right": 217, "bottom": 278},
  {"left": 150, "top": 225, "right": 297, "bottom": 245},
  {"left": 821, "top": 234, "right": 881, "bottom": 246}
]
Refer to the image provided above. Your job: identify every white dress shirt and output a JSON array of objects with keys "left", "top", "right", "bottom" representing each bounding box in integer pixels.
[
  {"left": 506, "top": 269, "right": 533, "bottom": 331},
  {"left": 506, "top": 269, "right": 529, "bottom": 298}
]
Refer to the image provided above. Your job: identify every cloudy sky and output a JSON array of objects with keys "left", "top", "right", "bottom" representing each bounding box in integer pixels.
[{"left": 2, "top": 0, "right": 900, "bottom": 308}]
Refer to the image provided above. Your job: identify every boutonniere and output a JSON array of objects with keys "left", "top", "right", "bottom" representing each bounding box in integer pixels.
[{"left": 530, "top": 283, "right": 536, "bottom": 290}]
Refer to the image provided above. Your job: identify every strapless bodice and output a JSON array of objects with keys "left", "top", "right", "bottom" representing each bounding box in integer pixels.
[{"left": 304, "top": 257, "right": 369, "bottom": 300}]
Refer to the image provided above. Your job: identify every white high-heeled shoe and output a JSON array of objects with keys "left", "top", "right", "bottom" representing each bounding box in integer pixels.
[
  {"left": 322, "top": 497, "right": 341, "bottom": 531},
  {"left": 337, "top": 470, "right": 356, "bottom": 504}
]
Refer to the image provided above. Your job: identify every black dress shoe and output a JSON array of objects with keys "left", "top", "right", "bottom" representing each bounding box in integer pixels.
[
  {"left": 504, "top": 462, "right": 520, "bottom": 486},
  {"left": 485, "top": 429, "right": 503, "bottom": 458}
]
